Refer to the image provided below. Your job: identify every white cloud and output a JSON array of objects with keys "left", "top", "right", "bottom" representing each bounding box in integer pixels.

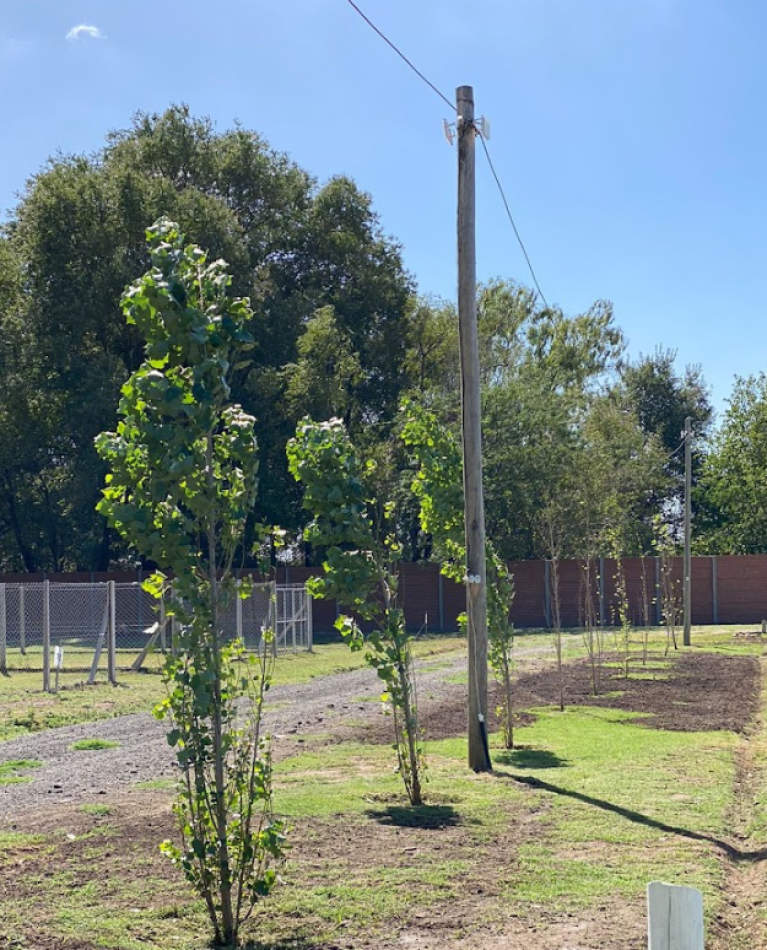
[{"left": 65, "top": 24, "right": 106, "bottom": 42}]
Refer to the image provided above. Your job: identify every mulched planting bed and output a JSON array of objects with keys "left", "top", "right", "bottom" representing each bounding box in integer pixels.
[
  {"left": 360, "top": 651, "right": 761, "bottom": 745},
  {"left": 513, "top": 651, "right": 761, "bottom": 733}
]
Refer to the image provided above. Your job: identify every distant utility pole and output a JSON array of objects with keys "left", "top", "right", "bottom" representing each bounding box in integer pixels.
[
  {"left": 456, "top": 85, "right": 491, "bottom": 773},
  {"left": 683, "top": 416, "right": 692, "bottom": 646}
]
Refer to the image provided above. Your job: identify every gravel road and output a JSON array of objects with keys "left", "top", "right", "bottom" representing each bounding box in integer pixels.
[{"left": 0, "top": 640, "right": 551, "bottom": 816}]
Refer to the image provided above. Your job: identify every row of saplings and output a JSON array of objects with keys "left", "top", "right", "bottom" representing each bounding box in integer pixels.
[{"left": 96, "top": 220, "right": 528, "bottom": 947}]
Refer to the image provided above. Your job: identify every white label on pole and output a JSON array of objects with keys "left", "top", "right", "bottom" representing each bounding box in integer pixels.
[{"left": 54, "top": 646, "right": 64, "bottom": 670}]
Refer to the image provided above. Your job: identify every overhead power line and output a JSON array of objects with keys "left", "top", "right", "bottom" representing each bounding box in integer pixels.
[
  {"left": 477, "top": 134, "right": 549, "bottom": 310},
  {"left": 667, "top": 438, "right": 686, "bottom": 461},
  {"left": 343, "top": 0, "right": 456, "bottom": 112},
  {"left": 342, "top": 0, "right": 550, "bottom": 308}
]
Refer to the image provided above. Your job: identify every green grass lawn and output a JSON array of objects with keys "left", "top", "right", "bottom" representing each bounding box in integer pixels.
[
  {"left": 4, "top": 633, "right": 765, "bottom": 949},
  {"left": 0, "top": 694, "right": 751, "bottom": 950}
]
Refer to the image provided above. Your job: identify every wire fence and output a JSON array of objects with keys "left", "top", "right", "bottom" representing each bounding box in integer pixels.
[{"left": 0, "top": 580, "right": 313, "bottom": 686}]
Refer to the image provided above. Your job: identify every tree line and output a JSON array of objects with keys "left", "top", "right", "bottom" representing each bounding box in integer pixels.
[{"left": 0, "top": 105, "right": 763, "bottom": 572}]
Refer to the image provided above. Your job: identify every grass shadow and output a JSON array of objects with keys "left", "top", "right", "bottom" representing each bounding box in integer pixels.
[
  {"left": 365, "top": 803, "right": 461, "bottom": 829},
  {"left": 503, "top": 771, "right": 767, "bottom": 863},
  {"left": 241, "top": 940, "right": 317, "bottom": 950},
  {"left": 494, "top": 748, "right": 567, "bottom": 770}
]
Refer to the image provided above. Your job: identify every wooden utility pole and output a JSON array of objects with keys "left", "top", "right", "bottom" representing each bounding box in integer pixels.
[
  {"left": 683, "top": 416, "right": 692, "bottom": 646},
  {"left": 457, "top": 85, "right": 491, "bottom": 772}
]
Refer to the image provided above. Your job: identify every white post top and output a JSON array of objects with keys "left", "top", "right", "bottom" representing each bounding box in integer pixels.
[{"left": 647, "top": 881, "right": 704, "bottom": 950}]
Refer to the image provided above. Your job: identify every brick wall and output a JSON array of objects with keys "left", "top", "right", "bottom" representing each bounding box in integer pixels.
[{"left": 3, "top": 555, "right": 767, "bottom": 632}]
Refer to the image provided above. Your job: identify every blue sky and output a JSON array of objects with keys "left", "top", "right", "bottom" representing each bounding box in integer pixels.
[{"left": 1, "top": 0, "right": 764, "bottom": 419}]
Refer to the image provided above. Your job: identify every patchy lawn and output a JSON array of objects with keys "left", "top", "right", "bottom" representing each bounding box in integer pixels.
[{"left": 1, "top": 637, "right": 764, "bottom": 949}]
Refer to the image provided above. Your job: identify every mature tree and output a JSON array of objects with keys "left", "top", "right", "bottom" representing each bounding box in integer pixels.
[
  {"left": 614, "top": 347, "right": 712, "bottom": 535},
  {"left": 483, "top": 373, "right": 579, "bottom": 559},
  {"left": 96, "top": 220, "right": 284, "bottom": 946},
  {"left": 415, "top": 280, "right": 626, "bottom": 561},
  {"left": 576, "top": 397, "right": 670, "bottom": 557},
  {"left": 282, "top": 306, "right": 364, "bottom": 427},
  {"left": 0, "top": 105, "right": 414, "bottom": 570},
  {"left": 697, "top": 374, "right": 767, "bottom": 553},
  {"left": 477, "top": 281, "right": 623, "bottom": 391}
]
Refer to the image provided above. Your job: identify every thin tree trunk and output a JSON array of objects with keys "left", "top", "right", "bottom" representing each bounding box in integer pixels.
[
  {"left": 206, "top": 433, "right": 235, "bottom": 945},
  {"left": 640, "top": 557, "right": 650, "bottom": 665},
  {"left": 398, "top": 657, "right": 422, "bottom": 806},
  {"left": 550, "top": 554, "right": 564, "bottom": 712},
  {"left": 503, "top": 652, "right": 513, "bottom": 749}
]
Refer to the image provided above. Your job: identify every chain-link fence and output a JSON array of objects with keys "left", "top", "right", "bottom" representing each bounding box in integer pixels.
[
  {"left": 275, "top": 585, "right": 313, "bottom": 652},
  {"left": 0, "top": 582, "right": 112, "bottom": 682},
  {"left": 0, "top": 580, "right": 313, "bottom": 685}
]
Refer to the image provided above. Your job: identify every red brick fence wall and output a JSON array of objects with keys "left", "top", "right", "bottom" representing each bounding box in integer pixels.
[{"left": 3, "top": 555, "right": 766, "bottom": 632}]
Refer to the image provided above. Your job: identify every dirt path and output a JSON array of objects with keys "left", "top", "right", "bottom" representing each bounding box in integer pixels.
[
  {"left": 710, "top": 657, "right": 767, "bottom": 949},
  {"left": 0, "top": 639, "right": 560, "bottom": 816}
]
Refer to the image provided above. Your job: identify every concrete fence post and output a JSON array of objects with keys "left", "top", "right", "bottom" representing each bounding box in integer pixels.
[
  {"left": 291, "top": 585, "right": 297, "bottom": 653},
  {"left": 42, "top": 579, "right": 51, "bottom": 692},
  {"left": 159, "top": 595, "right": 167, "bottom": 653},
  {"left": 647, "top": 881, "right": 704, "bottom": 950},
  {"left": 107, "top": 580, "right": 117, "bottom": 685},
  {"left": 170, "top": 580, "right": 180, "bottom": 657},
  {"left": 306, "top": 591, "right": 313, "bottom": 652},
  {"left": 19, "top": 585, "right": 26, "bottom": 655},
  {"left": 0, "top": 584, "right": 6, "bottom": 673}
]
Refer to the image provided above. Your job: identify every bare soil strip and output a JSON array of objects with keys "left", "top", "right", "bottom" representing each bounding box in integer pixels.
[
  {"left": 360, "top": 651, "right": 761, "bottom": 746},
  {"left": 709, "top": 657, "right": 767, "bottom": 949}
]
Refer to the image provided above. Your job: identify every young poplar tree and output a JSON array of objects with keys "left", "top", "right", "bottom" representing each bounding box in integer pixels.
[
  {"left": 653, "top": 514, "right": 681, "bottom": 655},
  {"left": 287, "top": 417, "right": 425, "bottom": 805},
  {"left": 95, "top": 219, "right": 284, "bottom": 947},
  {"left": 401, "top": 400, "right": 516, "bottom": 748},
  {"left": 542, "top": 502, "right": 566, "bottom": 711}
]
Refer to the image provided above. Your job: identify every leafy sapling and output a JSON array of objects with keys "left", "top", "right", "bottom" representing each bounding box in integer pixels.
[
  {"left": 401, "top": 400, "right": 516, "bottom": 748},
  {"left": 287, "top": 417, "right": 425, "bottom": 805},
  {"left": 95, "top": 219, "right": 284, "bottom": 947}
]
